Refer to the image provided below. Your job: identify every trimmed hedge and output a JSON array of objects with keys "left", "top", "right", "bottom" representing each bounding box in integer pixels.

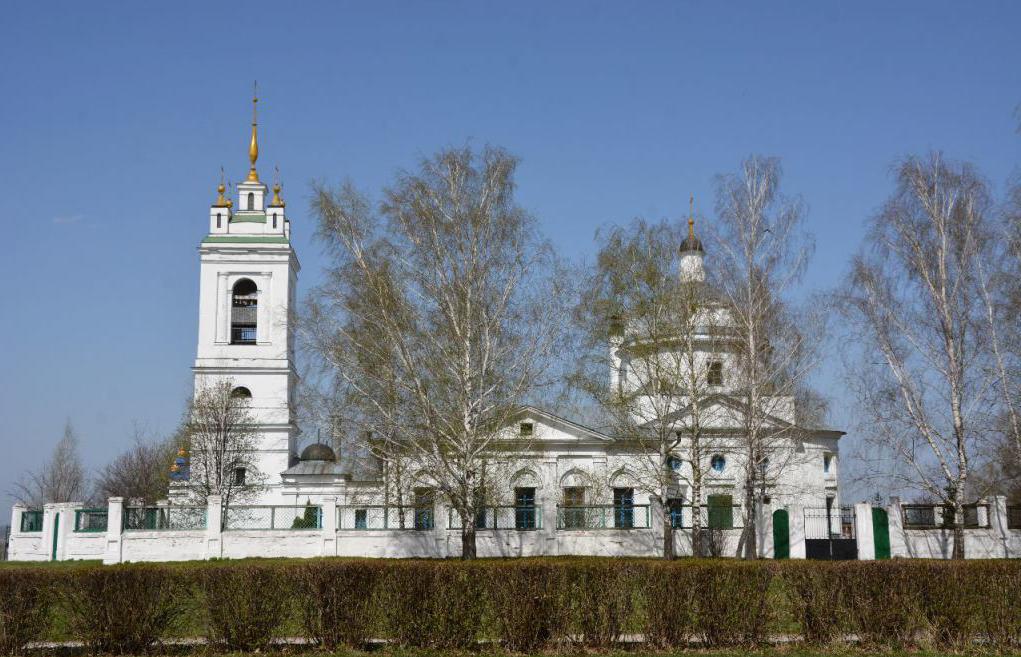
[
  {"left": 0, "top": 569, "right": 52, "bottom": 655},
  {"left": 1, "top": 557, "right": 1020, "bottom": 654},
  {"left": 61, "top": 564, "right": 185, "bottom": 654}
]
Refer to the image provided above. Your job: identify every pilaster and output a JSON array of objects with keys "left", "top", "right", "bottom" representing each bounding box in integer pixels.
[{"left": 103, "top": 497, "right": 124, "bottom": 564}]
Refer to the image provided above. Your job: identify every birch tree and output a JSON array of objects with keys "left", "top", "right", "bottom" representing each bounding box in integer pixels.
[
  {"left": 303, "top": 146, "right": 566, "bottom": 558},
  {"left": 185, "top": 379, "right": 264, "bottom": 510},
  {"left": 712, "top": 156, "right": 819, "bottom": 559},
  {"left": 573, "top": 215, "right": 726, "bottom": 558},
  {"left": 12, "top": 421, "right": 89, "bottom": 507},
  {"left": 839, "top": 153, "right": 1000, "bottom": 558}
]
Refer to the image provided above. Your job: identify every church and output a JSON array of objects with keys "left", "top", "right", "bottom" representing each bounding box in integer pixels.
[
  {"left": 8, "top": 97, "right": 852, "bottom": 562},
  {"left": 180, "top": 95, "right": 844, "bottom": 550}
]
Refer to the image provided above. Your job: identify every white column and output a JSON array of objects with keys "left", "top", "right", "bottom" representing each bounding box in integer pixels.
[
  {"left": 788, "top": 504, "right": 806, "bottom": 559},
  {"left": 321, "top": 496, "right": 337, "bottom": 557},
  {"left": 42, "top": 503, "right": 59, "bottom": 561},
  {"left": 854, "top": 502, "right": 875, "bottom": 561},
  {"left": 10, "top": 503, "right": 23, "bottom": 534},
  {"left": 205, "top": 495, "right": 223, "bottom": 559},
  {"left": 989, "top": 496, "right": 1009, "bottom": 557},
  {"left": 887, "top": 498, "right": 907, "bottom": 558},
  {"left": 650, "top": 496, "right": 665, "bottom": 558},
  {"left": 541, "top": 459, "right": 558, "bottom": 556},
  {"left": 434, "top": 498, "right": 449, "bottom": 557},
  {"left": 758, "top": 502, "right": 774, "bottom": 559},
  {"left": 103, "top": 497, "right": 124, "bottom": 565}
]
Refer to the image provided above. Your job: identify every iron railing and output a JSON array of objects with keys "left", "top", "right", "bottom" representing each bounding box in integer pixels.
[
  {"left": 805, "top": 506, "right": 855, "bottom": 539},
  {"left": 19, "top": 510, "right": 43, "bottom": 533},
  {"left": 447, "top": 506, "right": 543, "bottom": 530},
  {"left": 337, "top": 506, "right": 434, "bottom": 530},
  {"left": 223, "top": 505, "right": 322, "bottom": 530},
  {"left": 671, "top": 505, "right": 746, "bottom": 530},
  {"left": 556, "top": 504, "right": 651, "bottom": 530},
  {"left": 230, "top": 326, "right": 257, "bottom": 344},
  {"left": 123, "top": 507, "right": 207, "bottom": 531},
  {"left": 902, "top": 503, "right": 989, "bottom": 529},
  {"left": 74, "top": 509, "right": 108, "bottom": 533},
  {"left": 1007, "top": 505, "right": 1021, "bottom": 530}
]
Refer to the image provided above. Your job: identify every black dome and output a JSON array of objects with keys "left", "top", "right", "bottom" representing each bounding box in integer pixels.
[
  {"left": 679, "top": 236, "right": 704, "bottom": 253},
  {"left": 300, "top": 443, "right": 337, "bottom": 462}
]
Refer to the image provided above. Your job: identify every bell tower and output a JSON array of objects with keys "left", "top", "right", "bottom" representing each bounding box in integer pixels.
[{"left": 192, "top": 87, "right": 300, "bottom": 503}]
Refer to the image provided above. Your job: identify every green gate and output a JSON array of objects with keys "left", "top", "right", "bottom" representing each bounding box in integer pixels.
[
  {"left": 872, "top": 507, "right": 890, "bottom": 559},
  {"left": 773, "top": 508, "right": 790, "bottom": 559}
]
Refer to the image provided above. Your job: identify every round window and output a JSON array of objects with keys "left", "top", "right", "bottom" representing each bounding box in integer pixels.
[{"left": 711, "top": 454, "right": 726, "bottom": 472}]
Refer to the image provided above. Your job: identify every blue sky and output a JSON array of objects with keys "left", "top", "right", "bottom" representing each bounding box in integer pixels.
[{"left": 2, "top": 2, "right": 1019, "bottom": 517}]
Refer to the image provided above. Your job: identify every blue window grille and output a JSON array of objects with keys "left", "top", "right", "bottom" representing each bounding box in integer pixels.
[
  {"left": 667, "top": 498, "right": 685, "bottom": 528},
  {"left": 515, "top": 487, "right": 537, "bottom": 529},
  {"left": 354, "top": 509, "right": 367, "bottom": 529},
  {"left": 613, "top": 487, "right": 635, "bottom": 529}
]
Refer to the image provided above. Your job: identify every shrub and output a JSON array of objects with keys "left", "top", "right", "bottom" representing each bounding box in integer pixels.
[
  {"left": 975, "top": 560, "right": 1021, "bottom": 649},
  {"left": 841, "top": 560, "right": 921, "bottom": 646},
  {"left": 690, "top": 560, "right": 774, "bottom": 647},
  {"left": 197, "top": 563, "right": 291, "bottom": 651},
  {"left": 913, "top": 561, "right": 985, "bottom": 649},
  {"left": 643, "top": 561, "right": 698, "bottom": 648},
  {"left": 297, "top": 559, "right": 382, "bottom": 648},
  {"left": 486, "top": 561, "right": 567, "bottom": 652},
  {"left": 61, "top": 564, "right": 184, "bottom": 654},
  {"left": 562, "top": 559, "right": 638, "bottom": 648},
  {"left": 377, "top": 560, "right": 486, "bottom": 649},
  {"left": 0, "top": 569, "right": 52, "bottom": 656},
  {"left": 780, "top": 561, "right": 847, "bottom": 644}
]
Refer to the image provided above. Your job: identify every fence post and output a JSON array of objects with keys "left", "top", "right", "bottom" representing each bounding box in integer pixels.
[
  {"left": 321, "top": 496, "right": 337, "bottom": 557},
  {"left": 854, "top": 502, "right": 874, "bottom": 560},
  {"left": 887, "top": 497, "right": 907, "bottom": 558},
  {"left": 103, "top": 497, "right": 124, "bottom": 565},
  {"left": 989, "top": 495, "right": 1009, "bottom": 556},
  {"left": 434, "top": 499, "right": 449, "bottom": 557},
  {"left": 788, "top": 504, "right": 806, "bottom": 559},
  {"left": 205, "top": 495, "right": 223, "bottom": 559},
  {"left": 758, "top": 501, "right": 774, "bottom": 559},
  {"left": 42, "top": 503, "right": 59, "bottom": 561}
]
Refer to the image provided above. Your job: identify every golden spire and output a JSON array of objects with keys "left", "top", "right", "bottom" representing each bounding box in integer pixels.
[
  {"left": 247, "top": 81, "right": 260, "bottom": 182},
  {"left": 688, "top": 194, "right": 695, "bottom": 240},
  {"left": 272, "top": 183, "right": 285, "bottom": 207}
]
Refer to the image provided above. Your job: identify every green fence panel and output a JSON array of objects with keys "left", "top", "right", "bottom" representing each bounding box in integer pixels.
[
  {"left": 773, "top": 508, "right": 790, "bottom": 559},
  {"left": 872, "top": 507, "right": 890, "bottom": 559}
]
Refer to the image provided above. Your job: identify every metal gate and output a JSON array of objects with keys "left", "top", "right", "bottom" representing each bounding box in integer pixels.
[{"left": 805, "top": 505, "right": 857, "bottom": 560}]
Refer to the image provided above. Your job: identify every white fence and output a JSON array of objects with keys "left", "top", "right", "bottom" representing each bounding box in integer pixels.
[{"left": 6, "top": 495, "right": 1020, "bottom": 564}]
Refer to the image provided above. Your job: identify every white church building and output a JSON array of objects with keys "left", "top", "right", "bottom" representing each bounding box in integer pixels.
[{"left": 10, "top": 100, "right": 1019, "bottom": 562}]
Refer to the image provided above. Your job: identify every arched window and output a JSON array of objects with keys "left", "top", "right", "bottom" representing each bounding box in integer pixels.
[
  {"left": 231, "top": 386, "right": 252, "bottom": 399},
  {"left": 231, "top": 279, "right": 258, "bottom": 345},
  {"left": 216, "top": 213, "right": 222, "bottom": 229},
  {"left": 711, "top": 454, "right": 726, "bottom": 473},
  {"left": 247, "top": 192, "right": 255, "bottom": 210}
]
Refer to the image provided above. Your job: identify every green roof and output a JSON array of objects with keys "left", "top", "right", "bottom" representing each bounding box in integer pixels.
[{"left": 230, "top": 213, "right": 266, "bottom": 224}]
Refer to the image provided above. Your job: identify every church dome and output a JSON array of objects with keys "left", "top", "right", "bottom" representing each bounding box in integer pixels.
[
  {"left": 679, "top": 235, "right": 704, "bottom": 253},
  {"left": 300, "top": 443, "right": 337, "bottom": 462}
]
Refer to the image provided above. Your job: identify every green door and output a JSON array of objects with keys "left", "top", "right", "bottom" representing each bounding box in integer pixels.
[
  {"left": 872, "top": 507, "right": 890, "bottom": 560},
  {"left": 773, "top": 509, "right": 790, "bottom": 559},
  {"left": 51, "top": 513, "right": 60, "bottom": 561}
]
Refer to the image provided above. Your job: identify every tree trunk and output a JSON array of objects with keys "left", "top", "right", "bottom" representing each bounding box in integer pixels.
[
  {"left": 461, "top": 524, "right": 477, "bottom": 560},
  {"left": 742, "top": 479, "right": 757, "bottom": 559},
  {"left": 662, "top": 499, "right": 675, "bottom": 560},
  {"left": 951, "top": 498, "right": 965, "bottom": 560}
]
